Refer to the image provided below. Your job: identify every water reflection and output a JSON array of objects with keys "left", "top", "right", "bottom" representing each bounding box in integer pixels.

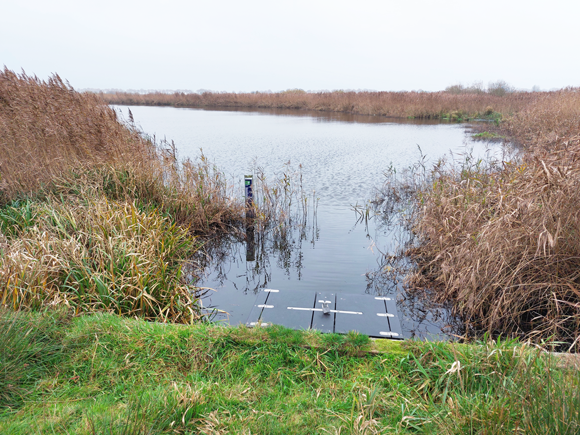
[
  {"left": 199, "top": 211, "right": 320, "bottom": 297},
  {"left": 113, "top": 105, "right": 499, "bottom": 340},
  {"left": 198, "top": 193, "right": 458, "bottom": 340},
  {"left": 198, "top": 106, "right": 445, "bottom": 126},
  {"left": 245, "top": 223, "right": 255, "bottom": 262}
]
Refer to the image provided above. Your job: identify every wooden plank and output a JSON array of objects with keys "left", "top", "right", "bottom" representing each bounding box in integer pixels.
[{"left": 245, "top": 289, "right": 403, "bottom": 340}]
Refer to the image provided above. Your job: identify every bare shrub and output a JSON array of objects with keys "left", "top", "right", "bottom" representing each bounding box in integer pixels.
[{"left": 488, "top": 80, "right": 516, "bottom": 97}]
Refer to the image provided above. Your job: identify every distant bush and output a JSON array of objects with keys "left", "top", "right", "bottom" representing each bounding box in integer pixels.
[
  {"left": 445, "top": 80, "right": 515, "bottom": 96},
  {"left": 487, "top": 79, "right": 515, "bottom": 96}
]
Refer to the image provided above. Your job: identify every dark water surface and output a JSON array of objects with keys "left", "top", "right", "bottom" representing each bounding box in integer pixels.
[{"left": 113, "top": 106, "right": 498, "bottom": 339}]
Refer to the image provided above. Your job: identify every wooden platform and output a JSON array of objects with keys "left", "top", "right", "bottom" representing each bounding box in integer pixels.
[{"left": 245, "top": 289, "right": 402, "bottom": 339}]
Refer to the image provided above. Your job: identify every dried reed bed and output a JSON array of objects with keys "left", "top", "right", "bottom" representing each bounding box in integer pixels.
[
  {"left": 101, "top": 89, "right": 540, "bottom": 119},
  {"left": 0, "top": 68, "right": 243, "bottom": 233},
  {"left": 0, "top": 69, "right": 145, "bottom": 200},
  {"left": 505, "top": 88, "right": 580, "bottom": 149},
  {"left": 407, "top": 88, "right": 580, "bottom": 347},
  {"left": 0, "top": 68, "right": 246, "bottom": 322}
]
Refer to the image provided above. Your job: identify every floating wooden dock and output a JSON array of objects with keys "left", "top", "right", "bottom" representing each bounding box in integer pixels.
[{"left": 245, "top": 289, "right": 402, "bottom": 339}]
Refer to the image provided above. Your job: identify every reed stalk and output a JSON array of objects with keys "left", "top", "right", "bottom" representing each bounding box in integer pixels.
[
  {"left": 403, "top": 89, "right": 580, "bottom": 347},
  {"left": 0, "top": 68, "right": 249, "bottom": 321}
]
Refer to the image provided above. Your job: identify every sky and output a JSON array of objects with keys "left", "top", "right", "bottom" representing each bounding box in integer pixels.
[{"left": 2, "top": 0, "right": 579, "bottom": 93}]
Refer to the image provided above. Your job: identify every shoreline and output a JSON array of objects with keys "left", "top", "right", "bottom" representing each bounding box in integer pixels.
[{"left": 98, "top": 89, "right": 534, "bottom": 122}]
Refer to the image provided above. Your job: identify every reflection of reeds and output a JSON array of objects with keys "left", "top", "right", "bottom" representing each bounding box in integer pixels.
[
  {"left": 100, "top": 89, "right": 543, "bottom": 120},
  {"left": 197, "top": 162, "right": 318, "bottom": 296}
]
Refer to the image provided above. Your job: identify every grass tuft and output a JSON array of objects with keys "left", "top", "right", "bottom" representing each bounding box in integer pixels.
[
  {"left": 0, "top": 309, "right": 69, "bottom": 410},
  {"left": 1, "top": 311, "right": 579, "bottom": 433}
]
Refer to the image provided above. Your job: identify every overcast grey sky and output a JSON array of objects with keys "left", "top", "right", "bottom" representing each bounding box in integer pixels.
[{"left": 2, "top": 0, "right": 579, "bottom": 92}]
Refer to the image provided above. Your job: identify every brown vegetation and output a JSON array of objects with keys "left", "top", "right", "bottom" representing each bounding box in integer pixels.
[
  {"left": 0, "top": 69, "right": 141, "bottom": 200},
  {"left": 100, "top": 88, "right": 541, "bottom": 120},
  {"left": 0, "top": 68, "right": 242, "bottom": 233},
  {"left": 4, "top": 66, "right": 580, "bottom": 344},
  {"left": 0, "top": 68, "right": 245, "bottom": 322},
  {"left": 406, "top": 88, "right": 580, "bottom": 347}
]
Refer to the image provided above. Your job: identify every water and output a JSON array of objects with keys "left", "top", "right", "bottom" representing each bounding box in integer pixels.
[{"left": 113, "top": 105, "right": 498, "bottom": 339}]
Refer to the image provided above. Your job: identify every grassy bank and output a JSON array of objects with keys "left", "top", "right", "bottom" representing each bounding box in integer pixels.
[
  {"left": 99, "top": 88, "right": 542, "bottom": 121},
  {"left": 1, "top": 309, "right": 579, "bottom": 434}
]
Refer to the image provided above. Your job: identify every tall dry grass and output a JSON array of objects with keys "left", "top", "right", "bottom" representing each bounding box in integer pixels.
[
  {"left": 0, "top": 68, "right": 243, "bottom": 234},
  {"left": 0, "top": 68, "right": 247, "bottom": 322},
  {"left": 0, "top": 69, "right": 145, "bottom": 201},
  {"left": 406, "top": 88, "right": 580, "bottom": 346},
  {"left": 504, "top": 88, "right": 580, "bottom": 149},
  {"left": 100, "top": 89, "right": 540, "bottom": 120}
]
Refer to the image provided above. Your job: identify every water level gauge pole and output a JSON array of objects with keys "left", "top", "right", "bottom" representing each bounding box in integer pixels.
[
  {"left": 245, "top": 175, "right": 256, "bottom": 261},
  {"left": 244, "top": 175, "right": 255, "bottom": 219}
]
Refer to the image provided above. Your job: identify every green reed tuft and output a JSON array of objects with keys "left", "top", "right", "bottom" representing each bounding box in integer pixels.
[{"left": 1, "top": 197, "right": 203, "bottom": 323}]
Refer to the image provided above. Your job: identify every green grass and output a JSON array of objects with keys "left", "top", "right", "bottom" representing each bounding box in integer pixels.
[
  {"left": 0, "top": 193, "right": 205, "bottom": 323},
  {"left": 1, "top": 310, "right": 579, "bottom": 434},
  {"left": 471, "top": 131, "right": 504, "bottom": 140}
]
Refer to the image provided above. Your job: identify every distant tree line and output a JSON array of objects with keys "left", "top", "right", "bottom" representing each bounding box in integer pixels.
[{"left": 445, "top": 80, "right": 517, "bottom": 97}]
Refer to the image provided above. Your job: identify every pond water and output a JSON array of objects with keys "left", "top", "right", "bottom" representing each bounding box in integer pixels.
[{"left": 113, "top": 105, "right": 499, "bottom": 339}]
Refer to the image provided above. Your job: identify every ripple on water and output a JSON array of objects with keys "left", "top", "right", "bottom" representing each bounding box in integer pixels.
[{"left": 113, "top": 105, "right": 501, "bottom": 339}]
